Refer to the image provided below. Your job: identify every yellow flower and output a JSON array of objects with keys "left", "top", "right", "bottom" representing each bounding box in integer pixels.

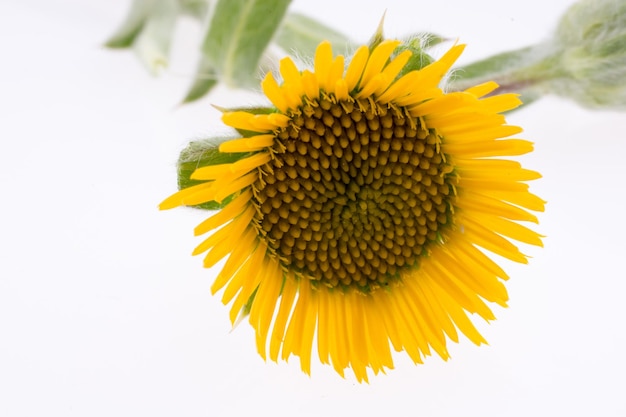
[{"left": 160, "top": 40, "right": 544, "bottom": 382}]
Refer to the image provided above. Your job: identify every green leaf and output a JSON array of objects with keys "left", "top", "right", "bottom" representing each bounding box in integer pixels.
[
  {"left": 177, "top": 138, "right": 250, "bottom": 210},
  {"left": 274, "top": 12, "right": 352, "bottom": 58},
  {"left": 132, "top": 0, "right": 180, "bottom": 74},
  {"left": 179, "top": 0, "right": 211, "bottom": 18},
  {"left": 105, "top": 0, "right": 182, "bottom": 74},
  {"left": 104, "top": 0, "right": 153, "bottom": 48},
  {"left": 202, "top": 0, "right": 291, "bottom": 88},
  {"left": 181, "top": 55, "right": 219, "bottom": 104}
]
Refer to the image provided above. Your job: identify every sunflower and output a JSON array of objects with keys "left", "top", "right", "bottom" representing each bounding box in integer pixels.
[{"left": 160, "top": 39, "right": 544, "bottom": 382}]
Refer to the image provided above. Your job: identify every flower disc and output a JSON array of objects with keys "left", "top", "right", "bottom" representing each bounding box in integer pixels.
[{"left": 256, "top": 96, "right": 456, "bottom": 292}]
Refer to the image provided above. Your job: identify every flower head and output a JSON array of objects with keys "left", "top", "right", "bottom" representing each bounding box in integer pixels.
[{"left": 161, "top": 39, "right": 544, "bottom": 382}]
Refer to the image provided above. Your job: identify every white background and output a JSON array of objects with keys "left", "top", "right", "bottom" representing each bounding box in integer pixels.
[{"left": 1, "top": 0, "right": 625, "bottom": 416}]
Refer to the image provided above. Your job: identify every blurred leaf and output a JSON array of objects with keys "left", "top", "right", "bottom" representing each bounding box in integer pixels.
[
  {"left": 133, "top": 0, "right": 180, "bottom": 74},
  {"left": 449, "top": 44, "right": 554, "bottom": 111},
  {"left": 203, "top": 0, "right": 291, "bottom": 88},
  {"left": 179, "top": 0, "right": 211, "bottom": 18},
  {"left": 105, "top": 0, "right": 182, "bottom": 74},
  {"left": 105, "top": 0, "right": 154, "bottom": 48},
  {"left": 517, "top": 89, "right": 542, "bottom": 108},
  {"left": 181, "top": 55, "right": 219, "bottom": 104},
  {"left": 275, "top": 12, "right": 352, "bottom": 57},
  {"left": 448, "top": 44, "right": 551, "bottom": 96},
  {"left": 455, "top": 46, "right": 537, "bottom": 82}
]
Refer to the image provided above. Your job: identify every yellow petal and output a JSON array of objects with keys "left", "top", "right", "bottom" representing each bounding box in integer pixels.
[
  {"left": 456, "top": 189, "right": 539, "bottom": 222},
  {"left": 212, "top": 171, "right": 259, "bottom": 203},
  {"left": 218, "top": 134, "right": 275, "bottom": 153},
  {"left": 444, "top": 138, "right": 534, "bottom": 158},
  {"left": 374, "top": 49, "right": 412, "bottom": 96},
  {"left": 480, "top": 93, "right": 523, "bottom": 113},
  {"left": 250, "top": 258, "right": 283, "bottom": 359},
  {"left": 192, "top": 205, "right": 255, "bottom": 256},
  {"left": 301, "top": 70, "right": 319, "bottom": 101},
  {"left": 344, "top": 45, "right": 369, "bottom": 91},
  {"left": 464, "top": 81, "right": 499, "bottom": 98},
  {"left": 325, "top": 55, "right": 345, "bottom": 95},
  {"left": 194, "top": 189, "right": 253, "bottom": 236},
  {"left": 158, "top": 182, "right": 214, "bottom": 210},
  {"left": 458, "top": 214, "right": 529, "bottom": 263},
  {"left": 314, "top": 41, "right": 333, "bottom": 92},
  {"left": 269, "top": 276, "right": 298, "bottom": 362},
  {"left": 210, "top": 227, "right": 257, "bottom": 293},
  {"left": 261, "top": 72, "right": 288, "bottom": 113},
  {"left": 222, "top": 111, "right": 264, "bottom": 132},
  {"left": 414, "top": 43, "right": 465, "bottom": 88},
  {"left": 360, "top": 40, "right": 401, "bottom": 88}
]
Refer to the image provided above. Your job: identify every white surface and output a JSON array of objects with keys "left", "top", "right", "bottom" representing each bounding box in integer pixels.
[{"left": 1, "top": 0, "right": 625, "bottom": 416}]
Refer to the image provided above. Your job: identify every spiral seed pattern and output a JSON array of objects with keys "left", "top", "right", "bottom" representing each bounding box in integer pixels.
[{"left": 252, "top": 97, "right": 456, "bottom": 291}]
